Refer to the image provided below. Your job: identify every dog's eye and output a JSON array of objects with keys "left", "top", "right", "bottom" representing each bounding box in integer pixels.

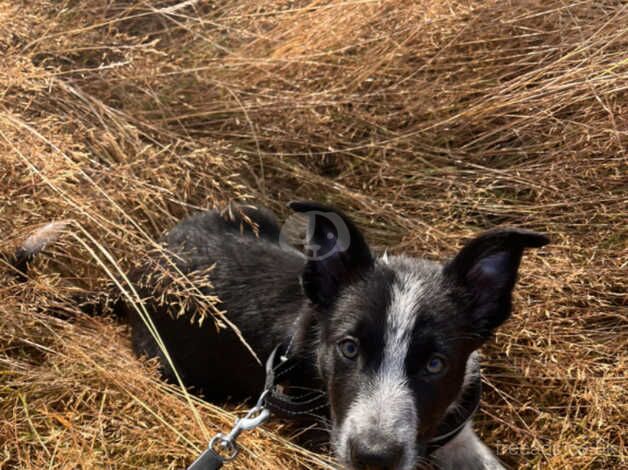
[
  {"left": 337, "top": 338, "right": 359, "bottom": 360},
  {"left": 425, "top": 354, "right": 446, "bottom": 374}
]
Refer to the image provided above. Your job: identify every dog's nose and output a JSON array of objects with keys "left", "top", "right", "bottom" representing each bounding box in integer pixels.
[{"left": 349, "top": 437, "right": 404, "bottom": 470}]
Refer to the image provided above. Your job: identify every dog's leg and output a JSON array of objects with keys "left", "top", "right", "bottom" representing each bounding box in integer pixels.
[{"left": 429, "top": 422, "right": 506, "bottom": 470}]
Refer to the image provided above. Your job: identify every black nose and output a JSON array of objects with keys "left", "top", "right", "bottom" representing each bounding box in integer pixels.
[{"left": 349, "top": 437, "right": 404, "bottom": 470}]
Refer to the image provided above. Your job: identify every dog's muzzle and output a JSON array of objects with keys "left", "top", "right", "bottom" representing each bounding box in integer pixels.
[{"left": 335, "top": 375, "right": 419, "bottom": 470}]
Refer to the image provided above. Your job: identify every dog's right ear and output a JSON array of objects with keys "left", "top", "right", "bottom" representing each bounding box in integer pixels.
[{"left": 288, "top": 201, "right": 373, "bottom": 308}]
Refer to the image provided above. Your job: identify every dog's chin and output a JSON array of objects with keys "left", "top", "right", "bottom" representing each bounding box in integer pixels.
[{"left": 336, "top": 455, "right": 419, "bottom": 470}]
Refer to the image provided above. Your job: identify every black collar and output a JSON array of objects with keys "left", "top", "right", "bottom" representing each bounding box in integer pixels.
[{"left": 263, "top": 343, "right": 329, "bottom": 418}]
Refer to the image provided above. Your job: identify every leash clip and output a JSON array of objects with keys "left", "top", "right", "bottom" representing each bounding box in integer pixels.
[
  {"left": 188, "top": 388, "right": 272, "bottom": 469},
  {"left": 187, "top": 343, "right": 296, "bottom": 469},
  {"left": 213, "top": 388, "right": 271, "bottom": 461},
  {"left": 223, "top": 390, "right": 271, "bottom": 446}
]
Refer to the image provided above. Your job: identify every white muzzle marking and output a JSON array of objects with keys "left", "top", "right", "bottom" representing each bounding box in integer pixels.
[{"left": 336, "top": 265, "right": 426, "bottom": 469}]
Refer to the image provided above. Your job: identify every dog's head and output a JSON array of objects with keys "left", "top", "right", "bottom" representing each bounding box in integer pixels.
[{"left": 289, "top": 201, "right": 548, "bottom": 470}]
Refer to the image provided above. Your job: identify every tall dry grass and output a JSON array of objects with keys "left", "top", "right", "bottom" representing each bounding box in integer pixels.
[{"left": 1, "top": 0, "right": 626, "bottom": 469}]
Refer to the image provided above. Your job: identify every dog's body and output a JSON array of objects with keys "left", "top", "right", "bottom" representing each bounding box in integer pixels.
[
  {"left": 128, "top": 206, "right": 311, "bottom": 402},
  {"left": 123, "top": 202, "right": 548, "bottom": 470},
  {"left": 16, "top": 202, "right": 548, "bottom": 469}
]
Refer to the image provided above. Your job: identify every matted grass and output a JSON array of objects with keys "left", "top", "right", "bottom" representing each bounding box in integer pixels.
[{"left": 1, "top": 1, "right": 626, "bottom": 468}]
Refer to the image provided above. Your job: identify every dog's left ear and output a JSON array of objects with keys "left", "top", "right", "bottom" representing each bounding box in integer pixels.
[
  {"left": 444, "top": 228, "right": 549, "bottom": 337},
  {"left": 289, "top": 201, "right": 373, "bottom": 308}
]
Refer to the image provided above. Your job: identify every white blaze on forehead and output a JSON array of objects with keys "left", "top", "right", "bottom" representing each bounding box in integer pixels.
[
  {"left": 336, "top": 264, "right": 426, "bottom": 470},
  {"left": 384, "top": 269, "right": 425, "bottom": 372}
]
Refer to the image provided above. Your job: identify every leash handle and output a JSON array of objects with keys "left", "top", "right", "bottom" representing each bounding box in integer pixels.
[{"left": 187, "top": 447, "right": 225, "bottom": 470}]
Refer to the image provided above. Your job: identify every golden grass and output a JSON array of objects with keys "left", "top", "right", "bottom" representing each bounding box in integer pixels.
[{"left": 1, "top": 0, "right": 626, "bottom": 468}]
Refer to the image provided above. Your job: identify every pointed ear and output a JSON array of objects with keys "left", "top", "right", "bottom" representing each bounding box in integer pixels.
[
  {"left": 288, "top": 201, "right": 373, "bottom": 308},
  {"left": 444, "top": 228, "right": 549, "bottom": 336}
]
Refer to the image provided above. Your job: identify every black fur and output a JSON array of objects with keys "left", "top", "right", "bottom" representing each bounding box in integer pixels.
[{"left": 127, "top": 205, "right": 312, "bottom": 401}]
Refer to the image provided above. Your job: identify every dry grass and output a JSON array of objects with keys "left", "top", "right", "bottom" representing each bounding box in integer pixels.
[{"left": 1, "top": 0, "right": 626, "bottom": 468}]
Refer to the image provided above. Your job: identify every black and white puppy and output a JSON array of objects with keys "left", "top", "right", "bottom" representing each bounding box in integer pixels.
[
  {"left": 12, "top": 202, "right": 548, "bottom": 469},
  {"left": 122, "top": 201, "right": 548, "bottom": 470}
]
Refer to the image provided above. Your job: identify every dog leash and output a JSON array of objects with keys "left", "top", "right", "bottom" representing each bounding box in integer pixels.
[{"left": 187, "top": 343, "right": 327, "bottom": 470}]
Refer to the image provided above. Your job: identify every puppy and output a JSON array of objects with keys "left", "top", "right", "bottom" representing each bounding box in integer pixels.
[
  {"left": 125, "top": 202, "right": 548, "bottom": 469},
  {"left": 14, "top": 202, "right": 548, "bottom": 469}
]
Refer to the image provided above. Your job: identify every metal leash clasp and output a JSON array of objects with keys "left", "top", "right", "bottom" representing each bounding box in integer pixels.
[
  {"left": 215, "top": 389, "right": 271, "bottom": 460},
  {"left": 188, "top": 344, "right": 288, "bottom": 470},
  {"left": 189, "top": 389, "right": 270, "bottom": 469}
]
